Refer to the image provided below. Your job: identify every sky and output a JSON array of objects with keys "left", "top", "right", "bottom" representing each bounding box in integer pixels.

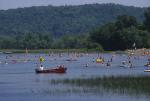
[{"left": 0, "top": 0, "right": 150, "bottom": 10}]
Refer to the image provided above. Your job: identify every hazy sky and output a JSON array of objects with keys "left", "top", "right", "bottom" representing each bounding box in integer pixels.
[{"left": 0, "top": 0, "right": 150, "bottom": 10}]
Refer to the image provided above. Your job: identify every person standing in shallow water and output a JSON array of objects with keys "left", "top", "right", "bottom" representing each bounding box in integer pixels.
[
  {"left": 92, "top": 58, "right": 95, "bottom": 62},
  {"left": 106, "top": 61, "right": 111, "bottom": 67}
]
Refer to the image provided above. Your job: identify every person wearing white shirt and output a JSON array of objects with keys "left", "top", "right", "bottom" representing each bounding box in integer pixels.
[{"left": 40, "top": 65, "right": 44, "bottom": 70}]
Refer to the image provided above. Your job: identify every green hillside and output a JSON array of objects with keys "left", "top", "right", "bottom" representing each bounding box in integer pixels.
[{"left": 0, "top": 3, "right": 145, "bottom": 36}]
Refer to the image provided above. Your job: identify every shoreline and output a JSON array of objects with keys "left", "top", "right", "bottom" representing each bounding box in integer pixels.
[
  {"left": 1, "top": 48, "right": 149, "bottom": 54},
  {"left": 0, "top": 49, "right": 120, "bottom": 54}
]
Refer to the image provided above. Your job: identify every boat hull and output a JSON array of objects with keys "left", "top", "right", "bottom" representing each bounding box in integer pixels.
[{"left": 35, "top": 67, "right": 67, "bottom": 74}]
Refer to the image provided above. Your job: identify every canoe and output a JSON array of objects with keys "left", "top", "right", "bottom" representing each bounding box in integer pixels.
[
  {"left": 35, "top": 67, "right": 67, "bottom": 74},
  {"left": 144, "top": 69, "right": 150, "bottom": 72}
]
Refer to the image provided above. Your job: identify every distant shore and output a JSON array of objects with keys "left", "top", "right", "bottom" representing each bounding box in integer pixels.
[
  {"left": 1, "top": 48, "right": 149, "bottom": 54},
  {"left": 0, "top": 49, "right": 106, "bottom": 53}
]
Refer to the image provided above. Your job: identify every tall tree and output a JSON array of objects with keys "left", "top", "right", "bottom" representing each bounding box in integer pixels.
[
  {"left": 90, "top": 15, "right": 150, "bottom": 50},
  {"left": 115, "top": 15, "right": 137, "bottom": 30}
]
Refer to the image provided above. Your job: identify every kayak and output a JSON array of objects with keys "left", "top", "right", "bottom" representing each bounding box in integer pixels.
[{"left": 144, "top": 69, "right": 150, "bottom": 72}]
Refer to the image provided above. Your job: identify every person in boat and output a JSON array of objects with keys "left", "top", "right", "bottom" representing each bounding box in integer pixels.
[
  {"left": 122, "top": 61, "right": 126, "bottom": 65},
  {"left": 59, "top": 65, "right": 65, "bottom": 69},
  {"left": 57, "top": 65, "right": 63, "bottom": 69},
  {"left": 145, "top": 61, "right": 150, "bottom": 66},
  {"left": 96, "top": 57, "right": 104, "bottom": 63},
  {"left": 39, "top": 65, "right": 44, "bottom": 70}
]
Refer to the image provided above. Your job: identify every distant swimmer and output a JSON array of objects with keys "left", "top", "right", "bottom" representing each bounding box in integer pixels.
[
  {"left": 85, "top": 64, "right": 89, "bottom": 67},
  {"left": 92, "top": 58, "right": 95, "bottom": 62},
  {"left": 148, "top": 58, "right": 150, "bottom": 61},
  {"left": 110, "top": 55, "right": 114, "bottom": 62},
  {"left": 129, "top": 63, "right": 133, "bottom": 68},
  {"left": 5, "top": 61, "right": 8, "bottom": 64},
  {"left": 106, "top": 61, "right": 111, "bottom": 66}
]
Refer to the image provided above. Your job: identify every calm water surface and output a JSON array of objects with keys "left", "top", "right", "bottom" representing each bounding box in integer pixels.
[{"left": 0, "top": 53, "right": 150, "bottom": 101}]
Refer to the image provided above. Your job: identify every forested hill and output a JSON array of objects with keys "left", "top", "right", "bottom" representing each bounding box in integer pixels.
[{"left": 0, "top": 4, "right": 145, "bottom": 36}]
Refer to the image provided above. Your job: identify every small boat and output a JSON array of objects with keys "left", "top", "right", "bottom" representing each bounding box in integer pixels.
[
  {"left": 144, "top": 64, "right": 150, "bottom": 67},
  {"left": 35, "top": 66, "right": 67, "bottom": 74},
  {"left": 66, "top": 58, "right": 77, "bottom": 61},
  {"left": 96, "top": 58, "right": 104, "bottom": 63},
  {"left": 144, "top": 69, "right": 150, "bottom": 72},
  {"left": 4, "top": 51, "right": 13, "bottom": 54},
  {"left": 85, "top": 64, "right": 89, "bottom": 67},
  {"left": 120, "top": 64, "right": 131, "bottom": 68}
]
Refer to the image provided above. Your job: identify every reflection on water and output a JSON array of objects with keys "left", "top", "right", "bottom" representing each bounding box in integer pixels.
[{"left": 0, "top": 53, "right": 150, "bottom": 101}]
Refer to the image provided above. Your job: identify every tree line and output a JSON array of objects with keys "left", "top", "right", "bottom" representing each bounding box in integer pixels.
[
  {"left": 0, "top": 7, "right": 149, "bottom": 50},
  {"left": 0, "top": 33, "right": 90, "bottom": 49}
]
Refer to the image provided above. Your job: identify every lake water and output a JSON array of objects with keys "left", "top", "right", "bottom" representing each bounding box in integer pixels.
[{"left": 0, "top": 53, "right": 150, "bottom": 101}]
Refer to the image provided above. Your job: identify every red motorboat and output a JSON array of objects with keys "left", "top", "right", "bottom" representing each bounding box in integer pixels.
[{"left": 35, "top": 66, "right": 67, "bottom": 74}]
